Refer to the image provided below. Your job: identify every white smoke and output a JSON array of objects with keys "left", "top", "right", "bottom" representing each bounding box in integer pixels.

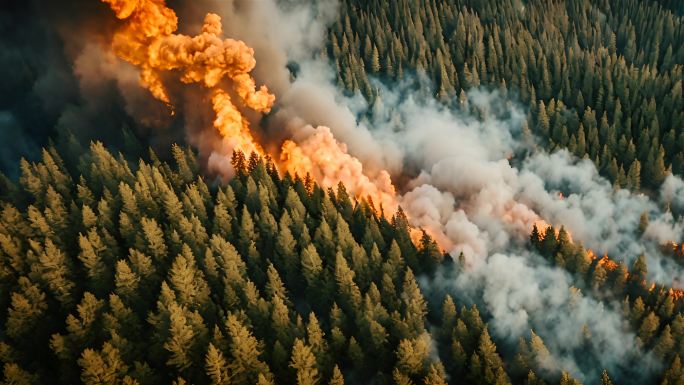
[
  {"left": 661, "top": 175, "right": 684, "bottom": 213},
  {"left": 357, "top": 86, "right": 684, "bottom": 285},
  {"left": 427, "top": 252, "right": 660, "bottom": 383}
]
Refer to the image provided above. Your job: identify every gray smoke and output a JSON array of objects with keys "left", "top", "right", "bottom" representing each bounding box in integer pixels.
[
  {"left": 661, "top": 175, "right": 684, "bottom": 213},
  {"left": 361, "top": 88, "right": 671, "bottom": 382}
]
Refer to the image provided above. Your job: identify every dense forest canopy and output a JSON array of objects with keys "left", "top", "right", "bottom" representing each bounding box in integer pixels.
[
  {"left": 1, "top": 0, "right": 684, "bottom": 384},
  {"left": 2, "top": 132, "right": 684, "bottom": 384},
  {"left": 2, "top": 139, "right": 681, "bottom": 385}
]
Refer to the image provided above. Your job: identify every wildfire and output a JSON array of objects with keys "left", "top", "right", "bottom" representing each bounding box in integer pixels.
[
  {"left": 532, "top": 219, "right": 573, "bottom": 242},
  {"left": 586, "top": 248, "right": 596, "bottom": 260},
  {"left": 211, "top": 89, "right": 263, "bottom": 159},
  {"left": 596, "top": 255, "right": 619, "bottom": 271},
  {"left": 534, "top": 219, "right": 551, "bottom": 237},
  {"left": 584, "top": 248, "right": 621, "bottom": 272}
]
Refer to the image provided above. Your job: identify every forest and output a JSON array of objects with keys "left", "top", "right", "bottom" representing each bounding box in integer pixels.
[
  {"left": 0, "top": 136, "right": 650, "bottom": 385},
  {"left": 0, "top": 143, "right": 486, "bottom": 384},
  {"left": 3, "top": 143, "right": 684, "bottom": 384},
  {"left": 1, "top": 0, "right": 684, "bottom": 384}
]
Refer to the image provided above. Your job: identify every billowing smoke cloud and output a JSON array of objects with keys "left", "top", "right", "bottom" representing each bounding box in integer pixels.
[
  {"left": 297, "top": 76, "right": 684, "bottom": 285},
  {"left": 359, "top": 86, "right": 679, "bottom": 381},
  {"left": 352, "top": 88, "right": 675, "bottom": 381}
]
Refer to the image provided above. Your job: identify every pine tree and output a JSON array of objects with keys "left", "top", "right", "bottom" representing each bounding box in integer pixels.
[
  {"left": 78, "top": 342, "right": 130, "bottom": 385},
  {"left": 114, "top": 260, "right": 140, "bottom": 304},
  {"left": 139, "top": 217, "right": 167, "bottom": 262},
  {"left": 163, "top": 304, "right": 199, "bottom": 372},
  {"left": 329, "top": 365, "right": 344, "bottom": 385},
  {"left": 401, "top": 268, "right": 427, "bottom": 338},
  {"left": 204, "top": 343, "right": 229, "bottom": 385},
  {"left": 290, "top": 338, "right": 318, "bottom": 385},
  {"left": 168, "top": 246, "right": 211, "bottom": 312},
  {"left": 423, "top": 364, "right": 448, "bottom": 385},
  {"left": 225, "top": 314, "right": 272, "bottom": 385},
  {"left": 2, "top": 362, "right": 39, "bottom": 385},
  {"left": 5, "top": 277, "right": 48, "bottom": 339},
  {"left": 306, "top": 312, "right": 329, "bottom": 372},
  {"left": 638, "top": 312, "right": 660, "bottom": 345},
  {"left": 395, "top": 336, "right": 429, "bottom": 377}
]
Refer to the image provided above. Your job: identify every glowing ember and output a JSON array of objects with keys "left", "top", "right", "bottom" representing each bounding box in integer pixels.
[{"left": 596, "top": 255, "right": 619, "bottom": 271}]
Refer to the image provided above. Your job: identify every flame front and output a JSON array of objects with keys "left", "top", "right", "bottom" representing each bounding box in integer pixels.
[
  {"left": 102, "top": 0, "right": 274, "bottom": 157},
  {"left": 280, "top": 127, "right": 399, "bottom": 216}
]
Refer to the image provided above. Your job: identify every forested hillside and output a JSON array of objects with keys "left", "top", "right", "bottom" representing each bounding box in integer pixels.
[
  {"left": 327, "top": 0, "right": 684, "bottom": 190},
  {"left": 0, "top": 141, "right": 683, "bottom": 384},
  {"left": 1, "top": 143, "right": 530, "bottom": 385}
]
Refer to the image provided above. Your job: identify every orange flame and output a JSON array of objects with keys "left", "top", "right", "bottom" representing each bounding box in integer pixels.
[
  {"left": 586, "top": 249, "right": 597, "bottom": 260},
  {"left": 101, "top": 0, "right": 274, "bottom": 157},
  {"left": 596, "top": 255, "right": 619, "bottom": 271},
  {"left": 534, "top": 219, "right": 551, "bottom": 237},
  {"left": 585, "top": 249, "right": 620, "bottom": 271},
  {"left": 533, "top": 219, "right": 572, "bottom": 241},
  {"left": 675, "top": 243, "right": 684, "bottom": 255},
  {"left": 211, "top": 89, "right": 263, "bottom": 158},
  {"left": 280, "top": 127, "right": 399, "bottom": 216},
  {"left": 669, "top": 288, "right": 684, "bottom": 301}
]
